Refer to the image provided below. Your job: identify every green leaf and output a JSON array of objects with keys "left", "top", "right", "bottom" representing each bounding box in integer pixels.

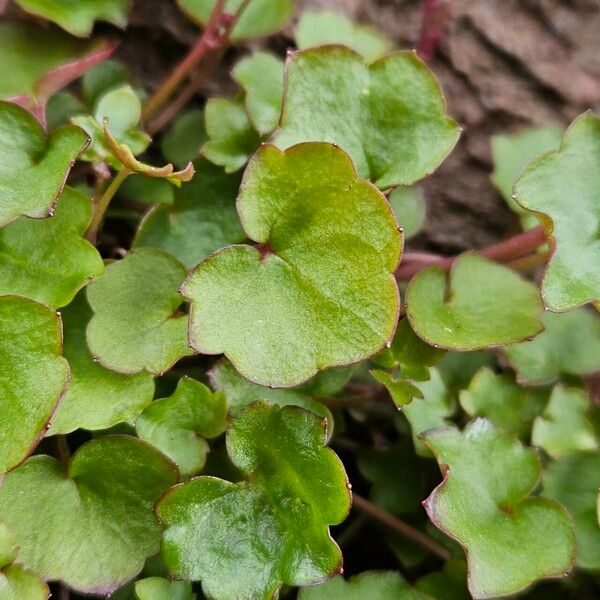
[
  {"left": 86, "top": 248, "right": 194, "bottom": 375},
  {"left": 156, "top": 403, "right": 350, "bottom": 600},
  {"left": 136, "top": 377, "right": 227, "bottom": 477},
  {"left": 422, "top": 419, "right": 575, "bottom": 598},
  {"left": 134, "top": 577, "right": 195, "bottom": 600},
  {"left": 0, "top": 296, "right": 69, "bottom": 475},
  {"left": 45, "top": 90, "right": 86, "bottom": 130},
  {"left": 0, "top": 523, "right": 16, "bottom": 568},
  {"left": 531, "top": 385, "right": 597, "bottom": 458},
  {"left": 503, "top": 308, "right": 600, "bottom": 385},
  {"left": 400, "top": 369, "right": 455, "bottom": 457},
  {"left": 490, "top": 125, "right": 562, "bottom": 230},
  {"left": 388, "top": 186, "right": 426, "bottom": 240},
  {"left": 416, "top": 559, "right": 470, "bottom": 600},
  {"left": 178, "top": 0, "right": 295, "bottom": 42},
  {"left": 82, "top": 58, "right": 132, "bottom": 106},
  {"left": 161, "top": 109, "right": 206, "bottom": 168},
  {"left": 274, "top": 47, "right": 459, "bottom": 188},
  {"left": 0, "top": 187, "right": 103, "bottom": 307},
  {"left": 459, "top": 368, "right": 548, "bottom": 436},
  {"left": 119, "top": 174, "right": 174, "bottom": 206},
  {"left": 371, "top": 369, "right": 424, "bottom": 408},
  {"left": 233, "top": 52, "right": 284, "bottom": 135},
  {"left": 407, "top": 254, "right": 543, "bottom": 350},
  {"left": 295, "top": 9, "right": 392, "bottom": 63},
  {"left": 14, "top": 0, "right": 129, "bottom": 37},
  {"left": 48, "top": 292, "right": 154, "bottom": 435},
  {"left": 437, "top": 350, "right": 497, "bottom": 391},
  {"left": 202, "top": 97, "right": 260, "bottom": 173},
  {"left": 298, "top": 571, "right": 421, "bottom": 599},
  {"left": 182, "top": 142, "right": 401, "bottom": 387},
  {"left": 208, "top": 359, "right": 333, "bottom": 438},
  {"left": 0, "top": 22, "right": 114, "bottom": 114},
  {"left": 0, "top": 436, "right": 178, "bottom": 595},
  {"left": 0, "top": 101, "right": 88, "bottom": 227},
  {"left": 514, "top": 112, "right": 600, "bottom": 311},
  {"left": 134, "top": 158, "right": 245, "bottom": 268},
  {"left": 543, "top": 451, "right": 600, "bottom": 570}
]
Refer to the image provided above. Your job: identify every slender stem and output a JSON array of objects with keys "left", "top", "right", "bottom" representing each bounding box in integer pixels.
[
  {"left": 54, "top": 435, "right": 71, "bottom": 465},
  {"left": 352, "top": 494, "right": 451, "bottom": 561},
  {"left": 417, "top": 0, "right": 452, "bottom": 61},
  {"left": 506, "top": 250, "right": 548, "bottom": 271},
  {"left": 141, "top": 0, "right": 227, "bottom": 123},
  {"left": 58, "top": 585, "right": 70, "bottom": 600},
  {"left": 396, "top": 226, "right": 546, "bottom": 280},
  {"left": 85, "top": 168, "right": 131, "bottom": 243}
]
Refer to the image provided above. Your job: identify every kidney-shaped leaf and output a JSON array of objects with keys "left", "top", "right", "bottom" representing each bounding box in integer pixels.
[
  {"left": 0, "top": 102, "right": 88, "bottom": 227},
  {"left": 514, "top": 112, "right": 600, "bottom": 311},
  {"left": 0, "top": 296, "right": 69, "bottom": 475},
  {"left": 273, "top": 47, "right": 459, "bottom": 188},
  {"left": 136, "top": 377, "right": 227, "bottom": 477},
  {"left": 423, "top": 419, "right": 575, "bottom": 599},
  {"left": 156, "top": 402, "right": 350, "bottom": 600},
  {"left": 14, "top": 0, "right": 129, "bottom": 37},
  {"left": 182, "top": 142, "right": 401, "bottom": 387},
  {"left": 407, "top": 254, "right": 543, "bottom": 350},
  {"left": 0, "top": 187, "right": 103, "bottom": 307},
  {"left": 0, "top": 436, "right": 178, "bottom": 596}
]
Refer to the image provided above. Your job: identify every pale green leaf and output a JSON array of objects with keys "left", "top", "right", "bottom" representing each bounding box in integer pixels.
[
  {"left": 389, "top": 186, "right": 426, "bottom": 240},
  {"left": 134, "top": 577, "right": 195, "bottom": 600},
  {"left": 371, "top": 369, "right": 424, "bottom": 408},
  {"left": 0, "top": 564, "right": 50, "bottom": 600}
]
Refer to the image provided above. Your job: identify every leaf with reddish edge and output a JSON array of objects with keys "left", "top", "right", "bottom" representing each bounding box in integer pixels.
[
  {"left": 422, "top": 419, "right": 575, "bottom": 599},
  {"left": 0, "top": 21, "right": 116, "bottom": 125},
  {"left": 0, "top": 296, "right": 69, "bottom": 476}
]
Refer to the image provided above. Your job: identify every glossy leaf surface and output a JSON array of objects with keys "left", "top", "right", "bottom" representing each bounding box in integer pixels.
[{"left": 182, "top": 142, "right": 401, "bottom": 387}]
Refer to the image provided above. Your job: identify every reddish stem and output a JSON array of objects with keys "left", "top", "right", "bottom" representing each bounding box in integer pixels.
[
  {"left": 417, "top": 0, "right": 452, "bottom": 61},
  {"left": 396, "top": 226, "right": 546, "bottom": 280}
]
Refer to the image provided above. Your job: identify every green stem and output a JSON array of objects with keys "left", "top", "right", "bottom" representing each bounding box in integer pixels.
[
  {"left": 54, "top": 435, "right": 71, "bottom": 465},
  {"left": 85, "top": 168, "right": 131, "bottom": 243}
]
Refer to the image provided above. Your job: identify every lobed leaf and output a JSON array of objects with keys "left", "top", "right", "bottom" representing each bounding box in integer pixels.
[
  {"left": 86, "top": 248, "right": 195, "bottom": 375},
  {"left": 371, "top": 369, "right": 424, "bottom": 408},
  {"left": 136, "top": 377, "right": 227, "bottom": 477},
  {"left": 0, "top": 436, "right": 178, "bottom": 595},
  {"left": 514, "top": 112, "right": 600, "bottom": 311},
  {"left": 182, "top": 142, "right": 401, "bottom": 387},
  {"left": 273, "top": 46, "right": 459, "bottom": 188},
  {"left": 0, "top": 187, "right": 103, "bottom": 307},
  {"left": 14, "top": 0, "right": 129, "bottom": 37},
  {"left": 156, "top": 402, "right": 350, "bottom": 600},
  {"left": 407, "top": 253, "right": 544, "bottom": 350},
  {"left": 48, "top": 292, "right": 154, "bottom": 435},
  {"left": 531, "top": 386, "right": 597, "bottom": 458},
  {"left": 0, "top": 296, "right": 69, "bottom": 475},
  {"left": 423, "top": 419, "right": 575, "bottom": 598},
  {"left": 134, "top": 159, "right": 245, "bottom": 268},
  {"left": 502, "top": 308, "right": 600, "bottom": 384},
  {"left": 177, "top": 0, "right": 295, "bottom": 42},
  {"left": 0, "top": 101, "right": 88, "bottom": 227}
]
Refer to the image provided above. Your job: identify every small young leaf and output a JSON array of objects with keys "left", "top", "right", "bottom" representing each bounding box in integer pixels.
[
  {"left": 0, "top": 436, "right": 178, "bottom": 595},
  {"left": 514, "top": 112, "right": 600, "bottom": 311},
  {"left": 503, "top": 308, "right": 600, "bottom": 385},
  {"left": 86, "top": 248, "right": 195, "bottom": 375},
  {"left": 119, "top": 174, "right": 175, "bottom": 207},
  {"left": 543, "top": 451, "right": 600, "bottom": 571},
  {"left": 178, "top": 0, "right": 295, "bottom": 42},
  {"left": 82, "top": 59, "right": 132, "bottom": 106},
  {"left": 134, "top": 159, "right": 245, "bottom": 268},
  {"left": 295, "top": 9, "right": 392, "bottom": 63},
  {"left": 0, "top": 296, "right": 69, "bottom": 475},
  {"left": 459, "top": 368, "right": 548, "bottom": 436},
  {"left": 438, "top": 350, "right": 497, "bottom": 391},
  {"left": 0, "top": 187, "right": 104, "bottom": 307},
  {"left": 182, "top": 142, "right": 401, "bottom": 387},
  {"left": 0, "top": 101, "right": 88, "bottom": 227},
  {"left": 202, "top": 97, "right": 260, "bottom": 173},
  {"left": 208, "top": 359, "right": 333, "bottom": 438},
  {"left": 134, "top": 577, "right": 195, "bottom": 600},
  {"left": 371, "top": 369, "right": 424, "bottom": 408},
  {"left": 161, "top": 109, "right": 206, "bottom": 168},
  {"left": 388, "top": 186, "right": 426, "bottom": 240},
  {"left": 136, "top": 377, "right": 227, "bottom": 477},
  {"left": 532, "top": 386, "right": 597, "bottom": 458},
  {"left": 407, "top": 254, "right": 543, "bottom": 350},
  {"left": 156, "top": 403, "right": 350, "bottom": 600},
  {"left": 45, "top": 91, "right": 86, "bottom": 130},
  {"left": 14, "top": 0, "right": 129, "bottom": 37},
  {"left": 233, "top": 52, "right": 284, "bottom": 135},
  {"left": 274, "top": 47, "right": 460, "bottom": 188},
  {"left": 48, "top": 292, "right": 154, "bottom": 435},
  {"left": 299, "top": 571, "right": 421, "bottom": 599},
  {"left": 423, "top": 419, "right": 575, "bottom": 598}
]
